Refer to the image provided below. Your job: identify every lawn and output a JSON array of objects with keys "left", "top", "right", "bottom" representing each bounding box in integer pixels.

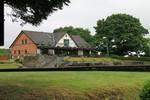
[
  {"left": 0, "top": 63, "right": 20, "bottom": 69},
  {"left": 0, "top": 71, "right": 150, "bottom": 100}
]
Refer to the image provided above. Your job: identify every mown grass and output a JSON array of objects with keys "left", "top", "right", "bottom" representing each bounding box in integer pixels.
[
  {"left": 0, "top": 63, "right": 20, "bottom": 69},
  {"left": 0, "top": 72, "right": 149, "bottom": 100}
]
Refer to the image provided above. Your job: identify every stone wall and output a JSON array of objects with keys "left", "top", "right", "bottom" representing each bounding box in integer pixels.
[{"left": 23, "top": 55, "right": 64, "bottom": 68}]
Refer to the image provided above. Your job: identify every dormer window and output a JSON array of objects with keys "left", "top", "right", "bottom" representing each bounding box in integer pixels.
[{"left": 64, "top": 39, "right": 69, "bottom": 47}]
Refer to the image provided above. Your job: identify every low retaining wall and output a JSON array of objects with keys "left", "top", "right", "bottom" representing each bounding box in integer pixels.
[{"left": 0, "top": 65, "right": 150, "bottom": 72}]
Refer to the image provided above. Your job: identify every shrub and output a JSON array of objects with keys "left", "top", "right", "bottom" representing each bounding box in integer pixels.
[
  {"left": 113, "top": 61, "right": 122, "bottom": 65},
  {"left": 15, "top": 59, "right": 23, "bottom": 64},
  {"left": 130, "top": 61, "right": 144, "bottom": 65},
  {"left": 140, "top": 81, "right": 150, "bottom": 100},
  {"left": 111, "top": 56, "right": 150, "bottom": 62}
]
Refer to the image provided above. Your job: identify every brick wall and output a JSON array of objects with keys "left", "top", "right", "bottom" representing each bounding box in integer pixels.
[
  {"left": 0, "top": 56, "right": 9, "bottom": 61},
  {"left": 10, "top": 33, "right": 37, "bottom": 57}
]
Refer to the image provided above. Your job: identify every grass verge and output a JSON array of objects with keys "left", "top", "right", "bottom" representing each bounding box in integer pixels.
[
  {"left": 0, "top": 71, "right": 149, "bottom": 100},
  {"left": 0, "top": 63, "right": 21, "bottom": 69}
]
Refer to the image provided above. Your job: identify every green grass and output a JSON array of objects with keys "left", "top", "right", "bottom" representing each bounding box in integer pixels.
[
  {"left": 0, "top": 72, "right": 150, "bottom": 99},
  {"left": 0, "top": 63, "right": 20, "bottom": 69}
]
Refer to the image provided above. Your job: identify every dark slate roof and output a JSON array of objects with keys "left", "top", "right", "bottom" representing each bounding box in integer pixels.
[
  {"left": 53, "top": 32, "right": 66, "bottom": 45},
  {"left": 22, "top": 30, "right": 91, "bottom": 48},
  {"left": 71, "top": 35, "right": 91, "bottom": 48},
  {"left": 23, "top": 30, "right": 53, "bottom": 47}
]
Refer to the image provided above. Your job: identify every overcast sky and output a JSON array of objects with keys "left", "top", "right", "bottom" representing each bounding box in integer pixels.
[{"left": 2, "top": 0, "right": 150, "bottom": 48}]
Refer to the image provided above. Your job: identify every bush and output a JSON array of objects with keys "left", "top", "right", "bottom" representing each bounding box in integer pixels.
[
  {"left": 130, "top": 61, "right": 144, "bottom": 65},
  {"left": 15, "top": 59, "right": 23, "bottom": 64},
  {"left": 113, "top": 61, "right": 122, "bottom": 65},
  {"left": 140, "top": 81, "right": 150, "bottom": 100}
]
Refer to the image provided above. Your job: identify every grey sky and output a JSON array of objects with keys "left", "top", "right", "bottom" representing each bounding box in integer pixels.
[{"left": 2, "top": 0, "right": 150, "bottom": 48}]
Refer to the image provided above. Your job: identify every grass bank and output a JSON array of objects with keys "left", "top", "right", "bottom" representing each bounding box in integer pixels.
[
  {"left": 0, "top": 63, "right": 21, "bottom": 69},
  {"left": 64, "top": 57, "right": 150, "bottom": 65},
  {"left": 0, "top": 71, "right": 149, "bottom": 100}
]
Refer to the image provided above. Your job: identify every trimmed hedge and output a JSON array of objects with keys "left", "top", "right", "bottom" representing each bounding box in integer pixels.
[
  {"left": 111, "top": 55, "right": 150, "bottom": 62},
  {"left": 140, "top": 81, "right": 150, "bottom": 100}
]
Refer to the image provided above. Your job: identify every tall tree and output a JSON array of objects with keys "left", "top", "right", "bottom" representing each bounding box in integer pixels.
[
  {"left": 143, "top": 38, "right": 150, "bottom": 56},
  {"left": 4, "top": 0, "right": 70, "bottom": 26},
  {"left": 53, "top": 26, "right": 93, "bottom": 45},
  {"left": 94, "top": 14, "right": 148, "bottom": 55}
]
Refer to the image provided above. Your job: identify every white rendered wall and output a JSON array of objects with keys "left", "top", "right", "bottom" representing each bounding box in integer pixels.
[
  {"left": 37, "top": 49, "right": 41, "bottom": 54},
  {"left": 55, "top": 33, "right": 77, "bottom": 48},
  {"left": 78, "top": 50, "right": 83, "bottom": 56},
  {"left": 48, "top": 49, "right": 55, "bottom": 55}
]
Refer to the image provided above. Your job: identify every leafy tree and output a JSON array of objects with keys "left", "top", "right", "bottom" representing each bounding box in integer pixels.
[
  {"left": 53, "top": 26, "right": 93, "bottom": 45},
  {"left": 94, "top": 14, "right": 148, "bottom": 55},
  {"left": 4, "top": 0, "right": 70, "bottom": 26},
  {"left": 143, "top": 38, "right": 150, "bottom": 56}
]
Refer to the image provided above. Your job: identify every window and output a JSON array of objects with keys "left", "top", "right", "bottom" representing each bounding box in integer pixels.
[
  {"left": 25, "top": 39, "right": 27, "bottom": 44},
  {"left": 18, "top": 50, "right": 20, "bottom": 55},
  {"left": 14, "top": 50, "right": 16, "bottom": 54},
  {"left": 22, "top": 40, "right": 24, "bottom": 44},
  {"left": 64, "top": 39, "right": 69, "bottom": 47},
  {"left": 25, "top": 50, "right": 27, "bottom": 54},
  {"left": 41, "top": 49, "right": 48, "bottom": 54},
  {"left": 22, "top": 39, "right": 27, "bottom": 45}
]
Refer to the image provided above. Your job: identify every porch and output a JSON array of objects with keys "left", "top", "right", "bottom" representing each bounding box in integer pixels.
[{"left": 38, "top": 47, "right": 93, "bottom": 56}]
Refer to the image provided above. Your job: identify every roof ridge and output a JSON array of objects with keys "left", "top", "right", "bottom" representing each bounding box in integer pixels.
[{"left": 22, "top": 30, "right": 51, "bottom": 34}]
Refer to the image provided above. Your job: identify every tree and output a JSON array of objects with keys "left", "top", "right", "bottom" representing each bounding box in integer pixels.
[
  {"left": 4, "top": 0, "right": 70, "bottom": 26},
  {"left": 143, "top": 38, "right": 150, "bottom": 56},
  {"left": 94, "top": 14, "right": 148, "bottom": 55},
  {"left": 53, "top": 26, "right": 93, "bottom": 45}
]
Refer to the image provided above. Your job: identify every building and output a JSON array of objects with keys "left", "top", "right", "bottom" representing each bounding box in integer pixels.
[{"left": 10, "top": 30, "right": 93, "bottom": 58}]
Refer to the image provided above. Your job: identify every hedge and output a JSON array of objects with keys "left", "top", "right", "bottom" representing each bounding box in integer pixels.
[
  {"left": 111, "top": 55, "right": 150, "bottom": 62},
  {"left": 140, "top": 81, "right": 150, "bottom": 100}
]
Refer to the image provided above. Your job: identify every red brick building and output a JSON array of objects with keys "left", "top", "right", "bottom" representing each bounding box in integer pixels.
[
  {"left": 10, "top": 30, "right": 93, "bottom": 58},
  {"left": 10, "top": 31, "right": 37, "bottom": 58}
]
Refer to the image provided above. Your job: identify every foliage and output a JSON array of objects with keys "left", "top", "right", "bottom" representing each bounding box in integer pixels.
[
  {"left": 113, "top": 60, "right": 122, "bottom": 65},
  {"left": 64, "top": 56, "right": 150, "bottom": 65},
  {"left": 94, "top": 14, "right": 149, "bottom": 55},
  {"left": 64, "top": 57, "right": 118, "bottom": 63},
  {"left": 142, "top": 38, "right": 150, "bottom": 56},
  {"left": 4, "top": 0, "right": 70, "bottom": 26},
  {"left": 15, "top": 58, "right": 23, "bottom": 64},
  {"left": 0, "top": 49, "right": 10, "bottom": 56},
  {"left": 53, "top": 26, "right": 93, "bottom": 45},
  {"left": 111, "top": 56, "right": 150, "bottom": 61},
  {"left": 140, "top": 81, "right": 150, "bottom": 100}
]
